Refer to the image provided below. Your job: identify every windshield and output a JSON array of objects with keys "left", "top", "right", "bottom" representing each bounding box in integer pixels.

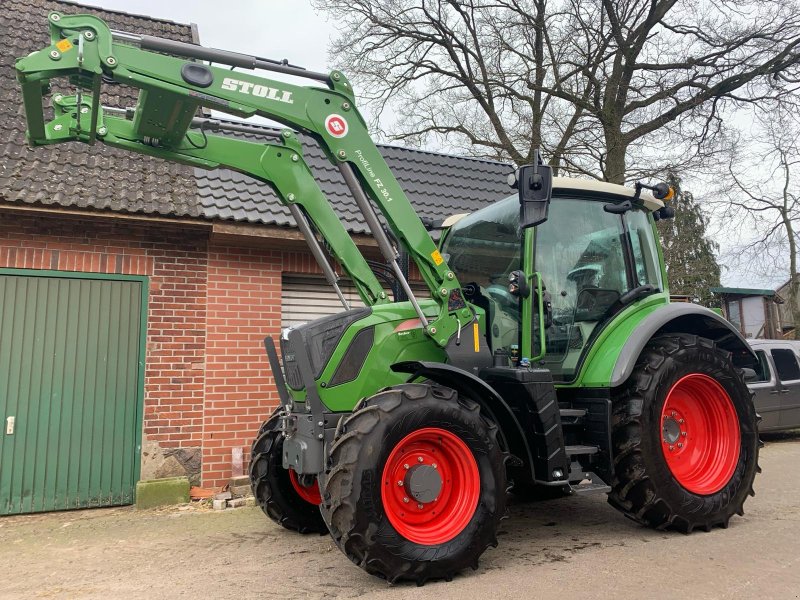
[{"left": 441, "top": 195, "right": 521, "bottom": 355}]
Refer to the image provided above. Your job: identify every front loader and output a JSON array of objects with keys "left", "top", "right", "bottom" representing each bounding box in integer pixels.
[{"left": 16, "top": 13, "right": 761, "bottom": 584}]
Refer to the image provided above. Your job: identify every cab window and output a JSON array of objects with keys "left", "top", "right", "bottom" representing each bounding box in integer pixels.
[
  {"left": 534, "top": 198, "right": 629, "bottom": 380},
  {"left": 627, "top": 209, "right": 663, "bottom": 288},
  {"left": 441, "top": 195, "right": 521, "bottom": 355}
]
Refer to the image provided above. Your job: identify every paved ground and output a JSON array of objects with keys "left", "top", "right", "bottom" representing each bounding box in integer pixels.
[{"left": 2, "top": 434, "right": 800, "bottom": 600}]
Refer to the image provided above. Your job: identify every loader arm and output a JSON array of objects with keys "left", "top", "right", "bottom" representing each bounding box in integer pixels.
[{"left": 15, "top": 12, "right": 472, "bottom": 347}]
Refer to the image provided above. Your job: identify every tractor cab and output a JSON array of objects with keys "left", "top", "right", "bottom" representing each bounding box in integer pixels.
[{"left": 441, "top": 179, "right": 666, "bottom": 382}]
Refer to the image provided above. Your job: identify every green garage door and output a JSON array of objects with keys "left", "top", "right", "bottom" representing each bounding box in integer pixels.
[{"left": 0, "top": 271, "right": 147, "bottom": 515}]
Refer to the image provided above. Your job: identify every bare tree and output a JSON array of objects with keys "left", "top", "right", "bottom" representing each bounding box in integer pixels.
[
  {"left": 315, "top": 0, "right": 800, "bottom": 183},
  {"left": 713, "top": 104, "right": 800, "bottom": 335}
]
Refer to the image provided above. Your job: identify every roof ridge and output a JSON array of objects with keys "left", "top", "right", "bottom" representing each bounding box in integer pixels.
[{"left": 55, "top": 0, "right": 193, "bottom": 29}]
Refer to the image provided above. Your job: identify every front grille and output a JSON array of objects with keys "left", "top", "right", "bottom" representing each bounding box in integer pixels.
[{"left": 281, "top": 307, "right": 372, "bottom": 390}]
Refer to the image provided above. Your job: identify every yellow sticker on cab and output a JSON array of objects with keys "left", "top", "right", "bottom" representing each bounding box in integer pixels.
[
  {"left": 55, "top": 39, "right": 73, "bottom": 53},
  {"left": 431, "top": 250, "right": 444, "bottom": 266}
]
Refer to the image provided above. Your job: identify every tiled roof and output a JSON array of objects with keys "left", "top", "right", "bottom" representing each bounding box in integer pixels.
[
  {"left": 196, "top": 125, "right": 513, "bottom": 234},
  {"left": 1, "top": 1, "right": 514, "bottom": 233},
  {"left": 0, "top": 0, "right": 200, "bottom": 218}
]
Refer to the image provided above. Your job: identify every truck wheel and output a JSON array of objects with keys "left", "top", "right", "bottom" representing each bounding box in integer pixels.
[
  {"left": 608, "top": 334, "right": 760, "bottom": 533},
  {"left": 249, "top": 411, "right": 328, "bottom": 534},
  {"left": 320, "top": 383, "right": 507, "bottom": 584}
]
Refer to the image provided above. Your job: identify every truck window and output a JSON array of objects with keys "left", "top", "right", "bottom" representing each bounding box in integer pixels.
[
  {"left": 771, "top": 349, "right": 800, "bottom": 381},
  {"left": 753, "top": 350, "right": 772, "bottom": 382}
]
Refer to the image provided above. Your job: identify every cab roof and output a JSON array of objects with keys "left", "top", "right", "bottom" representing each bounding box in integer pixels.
[
  {"left": 552, "top": 178, "right": 665, "bottom": 212},
  {"left": 441, "top": 177, "right": 665, "bottom": 228}
]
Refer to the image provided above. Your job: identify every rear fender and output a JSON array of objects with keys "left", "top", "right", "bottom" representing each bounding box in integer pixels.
[
  {"left": 391, "top": 361, "right": 535, "bottom": 482},
  {"left": 610, "top": 303, "right": 756, "bottom": 388}
]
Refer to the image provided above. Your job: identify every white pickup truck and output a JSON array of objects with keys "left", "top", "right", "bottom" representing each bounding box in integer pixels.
[{"left": 748, "top": 340, "right": 800, "bottom": 432}]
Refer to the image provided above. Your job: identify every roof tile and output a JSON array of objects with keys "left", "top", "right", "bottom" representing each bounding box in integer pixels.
[{"left": 1, "top": 1, "right": 513, "bottom": 233}]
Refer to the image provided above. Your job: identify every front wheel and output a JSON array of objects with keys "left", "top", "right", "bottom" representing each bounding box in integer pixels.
[
  {"left": 321, "top": 384, "right": 507, "bottom": 584},
  {"left": 249, "top": 411, "right": 328, "bottom": 534},
  {"left": 608, "top": 334, "right": 760, "bottom": 533}
]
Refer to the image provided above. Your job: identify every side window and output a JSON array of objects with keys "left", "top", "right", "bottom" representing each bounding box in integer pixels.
[
  {"left": 771, "top": 349, "right": 800, "bottom": 381},
  {"left": 626, "top": 210, "right": 663, "bottom": 289},
  {"left": 753, "top": 350, "right": 772, "bottom": 383}
]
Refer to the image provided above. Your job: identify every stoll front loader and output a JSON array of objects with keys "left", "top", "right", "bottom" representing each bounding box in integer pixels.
[{"left": 17, "top": 13, "right": 760, "bottom": 584}]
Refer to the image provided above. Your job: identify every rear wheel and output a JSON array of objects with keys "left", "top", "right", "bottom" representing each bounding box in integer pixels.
[
  {"left": 321, "top": 384, "right": 507, "bottom": 584},
  {"left": 608, "top": 334, "right": 760, "bottom": 532},
  {"left": 249, "top": 411, "right": 327, "bottom": 534}
]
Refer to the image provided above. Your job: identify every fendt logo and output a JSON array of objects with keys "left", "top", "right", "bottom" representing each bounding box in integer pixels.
[
  {"left": 325, "top": 114, "right": 348, "bottom": 138},
  {"left": 221, "top": 77, "right": 294, "bottom": 104}
]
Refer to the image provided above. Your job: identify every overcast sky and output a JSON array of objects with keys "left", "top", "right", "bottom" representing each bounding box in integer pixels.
[
  {"left": 77, "top": 0, "right": 335, "bottom": 71},
  {"left": 72, "top": 1, "right": 784, "bottom": 290}
]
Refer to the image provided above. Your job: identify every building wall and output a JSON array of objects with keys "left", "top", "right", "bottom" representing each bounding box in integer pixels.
[{"left": 0, "top": 212, "right": 327, "bottom": 489}]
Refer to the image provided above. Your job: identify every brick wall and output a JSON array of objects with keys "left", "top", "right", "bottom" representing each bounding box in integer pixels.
[
  {"left": 0, "top": 213, "right": 209, "bottom": 474},
  {"left": 0, "top": 212, "right": 335, "bottom": 489}
]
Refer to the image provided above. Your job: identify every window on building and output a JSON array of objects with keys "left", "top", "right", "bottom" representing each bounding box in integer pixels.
[
  {"left": 771, "top": 349, "right": 800, "bottom": 382},
  {"left": 727, "top": 300, "right": 742, "bottom": 331}
]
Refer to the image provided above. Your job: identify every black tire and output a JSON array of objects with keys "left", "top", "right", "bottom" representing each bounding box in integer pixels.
[
  {"left": 249, "top": 411, "right": 328, "bottom": 534},
  {"left": 320, "top": 383, "right": 507, "bottom": 584},
  {"left": 608, "top": 334, "right": 760, "bottom": 533}
]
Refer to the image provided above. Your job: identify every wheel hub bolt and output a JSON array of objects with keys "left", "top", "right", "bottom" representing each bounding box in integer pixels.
[
  {"left": 432, "top": 463, "right": 437, "bottom": 469},
  {"left": 397, "top": 480, "right": 403, "bottom": 487},
  {"left": 404, "top": 464, "right": 410, "bottom": 470},
  {"left": 669, "top": 445, "right": 674, "bottom": 451},
  {"left": 417, "top": 503, "right": 424, "bottom": 509},
  {"left": 679, "top": 419, "right": 684, "bottom": 424},
  {"left": 403, "top": 497, "right": 409, "bottom": 503},
  {"left": 677, "top": 443, "right": 683, "bottom": 448},
  {"left": 417, "top": 457, "right": 424, "bottom": 463},
  {"left": 681, "top": 432, "right": 687, "bottom": 437}
]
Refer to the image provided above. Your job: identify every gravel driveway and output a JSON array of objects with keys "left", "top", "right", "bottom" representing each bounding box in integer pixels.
[{"left": 2, "top": 434, "right": 799, "bottom": 600}]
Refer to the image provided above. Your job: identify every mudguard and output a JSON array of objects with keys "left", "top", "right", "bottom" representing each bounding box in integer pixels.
[
  {"left": 391, "top": 361, "right": 535, "bottom": 480},
  {"left": 609, "top": 303, "right": 756, "bottom": 388}
]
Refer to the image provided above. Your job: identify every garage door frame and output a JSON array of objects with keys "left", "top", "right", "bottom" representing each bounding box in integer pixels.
[{"left": 0, "top": 268, "right": 149, "bottom": 508}]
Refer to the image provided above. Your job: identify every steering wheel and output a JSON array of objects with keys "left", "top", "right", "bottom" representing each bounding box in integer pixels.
[{"left": 486, "top": 284, "right": 517, "bottom": 308}]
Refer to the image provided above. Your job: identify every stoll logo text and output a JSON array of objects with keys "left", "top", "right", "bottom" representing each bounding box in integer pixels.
[{"left": 221, "top": 77, "right": 294, "bottom": 104}]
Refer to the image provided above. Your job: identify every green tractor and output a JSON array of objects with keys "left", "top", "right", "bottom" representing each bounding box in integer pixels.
[{"left": 17, "top": 13, "right": 760, "bottom": 585}]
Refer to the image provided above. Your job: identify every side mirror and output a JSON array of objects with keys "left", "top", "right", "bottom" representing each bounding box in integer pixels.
[{"left": 517, "top": 156, "right": 553, "bottom": 229}]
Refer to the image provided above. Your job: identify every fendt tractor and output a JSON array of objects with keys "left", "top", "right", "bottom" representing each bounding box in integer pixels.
[{"left": 17, "top": 13, "right": 761, "bottom": 584}]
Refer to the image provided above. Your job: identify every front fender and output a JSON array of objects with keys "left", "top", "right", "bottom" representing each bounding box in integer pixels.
[{"left": 391, "top": 360, "right": 535, "bottom": 482}]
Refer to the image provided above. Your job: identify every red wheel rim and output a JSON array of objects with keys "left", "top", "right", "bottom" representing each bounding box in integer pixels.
[
  {"left": 381, "top": 427, "right": 480, "bottom": 545},
  {"left": 289, "top": 469, "right": 322, "bottom": 505},
  {"left": 660, "top": 373, "right": 740, "bottom": 495}
]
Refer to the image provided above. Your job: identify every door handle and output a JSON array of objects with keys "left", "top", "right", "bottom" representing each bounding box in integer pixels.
[
  {"left": 780, "top": 389, "right": 790, "bottom": 394},
  {"left": 769, "top": 390, "right": 781, "bottom": 395}
]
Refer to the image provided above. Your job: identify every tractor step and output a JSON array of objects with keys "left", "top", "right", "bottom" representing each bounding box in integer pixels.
[
  {"left": 559, "top": 408, "right": 587, "bottom": 418},
  {"left": 565, "top": 444, "right": 599, "bottom": 456},
  {"left": 569, "top": 471, "right": 611, "bottom": 495},
  {"left": 559, "top": 408, "right": 587, "bottom": 426}
]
